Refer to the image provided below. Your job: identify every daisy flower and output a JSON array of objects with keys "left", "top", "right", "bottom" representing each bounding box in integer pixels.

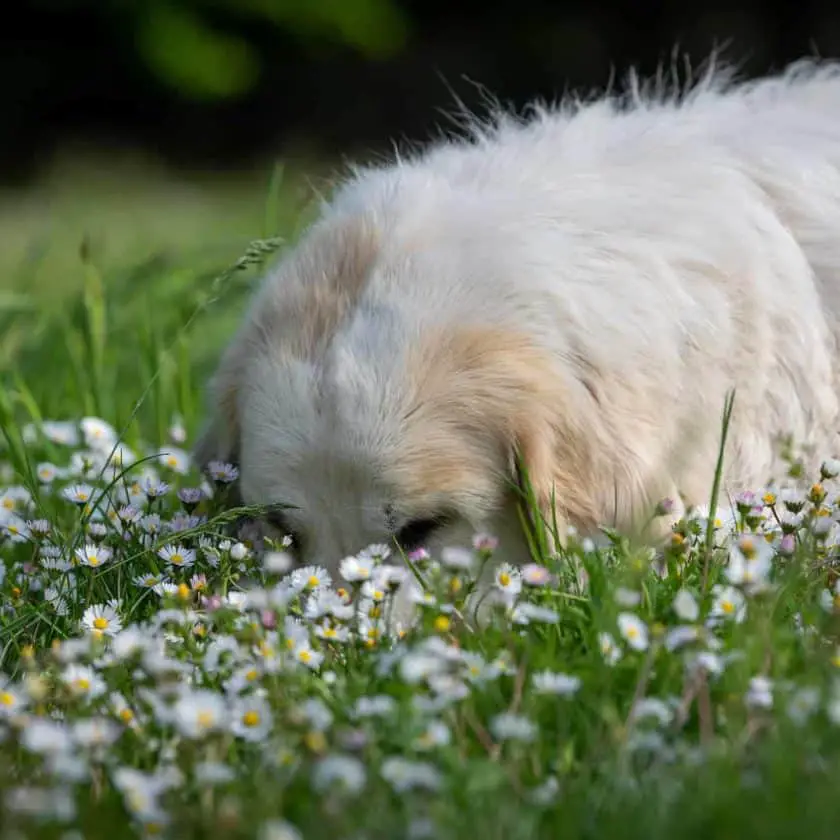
[
  {"left": 312, "top": 755, "right": 367, "bottom": 794},
  {"left": 1, "top": 516, "right": 30, "bottom": 542},
  {"left": 710, "top": 585, "right": 747, "bottom": 623},
  {"left": 230, "top": 695, "right": 274, "bottom": 741},
  {"left": 157, "top": 447, "right": 191, "bottom": 475},
  {"left": 134, "top": 573, "right": 166, "bottom": 589},
  {"left": 617, "top": 612, "right": 649, "bottom": 651},
  {"left": 61, "top": 664, "right": 106, "bottom": 699},
  {"left": 35, "top": 462, "right": 60, "bottom": 483},
  {"left": 0, "top": 679, "right": 28, "bottom": 717},
  {"left": 490, "top": 713, "right": 537, "bottom": 743},
  {"left": 206, "top": 460, "right": 239, "bottom": 483},
  {"left": 62, "top": 483, "right": 96, "bottom": 505},
  {"left": 81, "top": 603, "right": 123, "bottom": 638},
  {"left": 726, "top": 533, "right": 774, "bottom": 590},
  {"left": 532, "top": 670, "right": 582, "bottom": 696},
  {"left": 339, "top": 555, "right": 373, "bottom": 583},
  {"left": 74, "top": 544, "right": 113, "bottom": 569},
  {"left": 380, "top": 757, "right": 442, "bottom": 793},
  {"left": 672, "top": 589, "right": 700, "bottom": 622},
  {"left": 522, "top": 563, "right": 552, "bottom": 586},
  {"left": 172, "top": 689, "right": 227, "bottom": 738},
  {"left": 290, "top": 565, "right": 332, "bottom": 592},
  {"left": 293, "top": 643, "right": 325, "bottom": 671},
  {"left": 598, "top": 631, "right": 623, "bottom": 665},
  {"left": 494, "top": 563, "right": 522, "bottom": 599},
  {"left": 157, "top": 544, "right": 196, "bottom": 569}
]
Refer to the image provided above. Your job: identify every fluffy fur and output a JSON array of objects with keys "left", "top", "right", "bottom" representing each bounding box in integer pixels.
[{"left": 197, "top": 58, "right": 840, "bottom": 603}]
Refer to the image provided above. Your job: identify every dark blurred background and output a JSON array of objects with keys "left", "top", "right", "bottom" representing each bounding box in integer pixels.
[{"left": 3, "top": 0, "right": 839, "bottom": 186}]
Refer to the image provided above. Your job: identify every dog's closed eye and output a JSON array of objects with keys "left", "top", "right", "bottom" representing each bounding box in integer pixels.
[{"left": 396, "top": 514, "right": 452, "bottom": 551}]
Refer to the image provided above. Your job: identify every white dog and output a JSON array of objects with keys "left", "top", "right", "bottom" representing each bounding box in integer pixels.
[{"left": 196, "top": 58, "right": 840, "bottom": 591}]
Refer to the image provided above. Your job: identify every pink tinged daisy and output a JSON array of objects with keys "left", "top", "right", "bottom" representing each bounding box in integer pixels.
[
  {"left": 157, "top": 544, "right": 196, "bottom": 569},
  {"left": 522, "top": 563, "right": 552, "bottom": 586},
  {"left": 81, "top": 603, "right": 123, "bottom": 638},
  {"left": 206, "top": 460, "right": 239, "bottom": 483},
  {"left": 74, "top": 543, "right": 113, "bottom": 568},
  {"left": 472, "top": 532, "right": 499, "bottom": 552}
]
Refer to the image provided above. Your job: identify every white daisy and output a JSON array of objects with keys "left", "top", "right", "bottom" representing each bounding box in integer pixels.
[
  {"left": 74, "top": 543, "right": 113, "bottom": 569},
  {"left": 157, "top": 544, "right": 196, "bottom": 569},
  {"left": 532, "top": 670, "right": 582, "bottom": 696},
  {"left": 617, "top": 612, "right": 649, "bottom": 651},
  {"left": 81, "top": 602, "right": 122, "bottom": 637}
]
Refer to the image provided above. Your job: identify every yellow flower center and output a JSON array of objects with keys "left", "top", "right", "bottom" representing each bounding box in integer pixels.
[
  {"left": 307, "top": 575, "right": 320, "bottom": 588},
  {"left": 625, "top": 626, "right": 638, "bottom": 639},
  {"left": 144, "top": 577, "right": 158, "bottom": 586},
  {"left": 740, "top": 538, "right": 756, "bottom": 559},
  {"left": 323, "top": 627, "right": 337, "bottom": 639},
  {"left": 73, "top": 678, "right": 90, "bottom": 692},
  {"left": 434, "top": 616, "right": 451, "bottom": 633},
  {"left": 197, "top": 711, "right": 216, "bottom": 729},
  {"left": 304, "top": 730, "right": 326, "bottom": 753},
  {"left": 336, "top": 587, "right": 348, "bottom": 599},
  {"left": 93, "top": 617, "right": 109, "bottom": 630},
  {"left": 369, "top": 606, "right": 381, "bottom": 619},
  {"left": 119, "top": 708, "right": 134, "bottom": 723},
  {"left": 721, "top": 600, "right": 735, "bottom": 614},
  {"left": 193, "top": 625, "right": 207, "bottom": 637},
  {"left": 245, "top": 669, "right": 259, "bottom": 681},
  {"left": 763, "top": 492, "right": 777, "bottom": 505},
  {"left": 166, "top": 456, "right": 178, "bottom": 468},
  {"left": 1, "top": 498, "right": 14, "bottom": 509},
  {"left": 242, "top": 710, "right": 260, "bottom": 727},
  {"left": 11, "top": 587, "right": 21, "bottom": 598},
  {"left": 87, "top": 555, "right": 99, "bottom": 566},
  {"left": 298, "top": 649, "right": 312, "bottom": 664},
  {"left": 171, "top": 554, "right": 183, "bottom": 565},
  {"left": 177, "top": 583, "right": 190, "bottom": 600},
  {"left": 498, "top": 572, "right": 511, "bottom": 587},
  {"left": 0, "top": 692, "right": 15, "bottom": 707},
  {"left": 450, "top": 577, "right": 463, "bottom": 594},
  {"left": 78, "top": 492, "right": 90, "bottom": 502},
  {"left": 373, "top": 589, "right": 384, "bottom": 600}
]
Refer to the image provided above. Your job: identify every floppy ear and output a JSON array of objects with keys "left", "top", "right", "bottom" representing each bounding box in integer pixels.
[{"left": 406, "top": 326, "right": 600, "bottom": 538}]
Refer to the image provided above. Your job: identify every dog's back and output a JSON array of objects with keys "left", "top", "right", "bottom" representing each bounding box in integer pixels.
[{"left": 202, "top": 60, "right": 840, "bottom": 554}]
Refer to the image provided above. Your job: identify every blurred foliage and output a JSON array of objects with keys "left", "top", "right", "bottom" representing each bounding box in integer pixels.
[{"left": 110, "top": 0, "right": 408, "bottom": 100}]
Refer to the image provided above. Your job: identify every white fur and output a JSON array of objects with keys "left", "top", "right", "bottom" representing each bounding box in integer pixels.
[{"left": 198, "top": 58, "right": 840, "bottom": 591}]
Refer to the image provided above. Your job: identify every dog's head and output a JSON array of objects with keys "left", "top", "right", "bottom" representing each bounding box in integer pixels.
[{"left": 195, "top": 214, "right": 598, "bottom": 569}]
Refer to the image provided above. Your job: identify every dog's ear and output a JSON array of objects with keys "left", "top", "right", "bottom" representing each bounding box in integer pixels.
[{"left": 405, "top": 325, "right": 600, "bottom": 535}]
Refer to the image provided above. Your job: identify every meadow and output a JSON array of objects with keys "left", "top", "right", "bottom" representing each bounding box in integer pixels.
[{"left": 1, "top": 154, "right": 840, "bottom": 839}]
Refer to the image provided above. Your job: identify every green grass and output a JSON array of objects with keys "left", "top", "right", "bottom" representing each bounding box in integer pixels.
[{"left": 2, "top": 158, "right": 840, "bottom": 839}]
